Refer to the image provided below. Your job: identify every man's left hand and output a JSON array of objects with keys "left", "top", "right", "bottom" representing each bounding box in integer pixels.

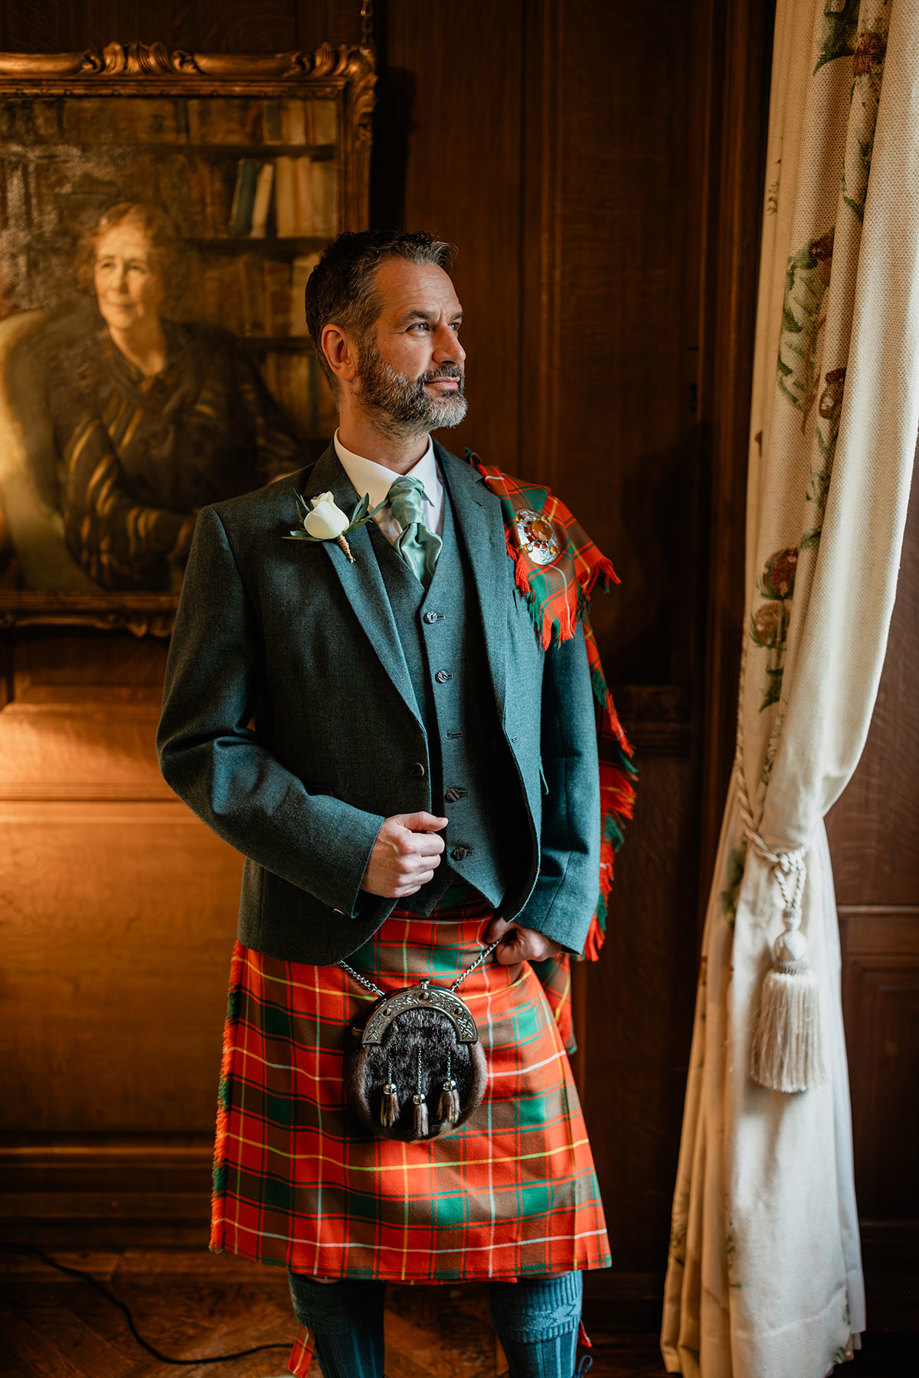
[{"left": 485, "top": 915, "right": 564, "bottom": 966}]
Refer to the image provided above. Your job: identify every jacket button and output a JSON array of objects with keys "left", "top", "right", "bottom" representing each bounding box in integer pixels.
[
  {"left": 451, "top": 845, "right": 471, "bottom": 861},
  {"left": 435, "top": 669, "right": 452, "bottom": 684},
  {"left": 423, "top": 611, "right": 439, "bottom": 624},
  {"left": 408, "top": 762, "right": 426, "bottom": 778}
]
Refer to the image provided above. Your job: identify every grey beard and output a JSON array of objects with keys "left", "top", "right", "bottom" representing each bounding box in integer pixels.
[{"left": 357, "top": 346, "right": 467, "bottom": 437}]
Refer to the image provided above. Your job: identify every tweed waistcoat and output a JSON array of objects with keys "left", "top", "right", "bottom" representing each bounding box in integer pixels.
[{"left": 369, "top": 491, "right": 523, "bottom": 916}]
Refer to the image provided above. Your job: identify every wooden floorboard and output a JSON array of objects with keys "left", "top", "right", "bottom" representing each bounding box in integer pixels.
[
  {"left": 9, "top": 1286, "right": 134, "bottom": 1377},
  {"left": 0, "top": 1248, "right": 914, "bottom": 1377}
]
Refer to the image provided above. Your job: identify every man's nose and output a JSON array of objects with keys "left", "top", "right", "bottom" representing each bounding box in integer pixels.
[{"left": 432, "top": 326, "right": 465, "bottom": 365}]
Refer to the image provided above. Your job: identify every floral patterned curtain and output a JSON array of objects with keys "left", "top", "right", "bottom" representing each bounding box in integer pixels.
[{"left": 661, "top": 1, "right": 917, "bottom": 1374}]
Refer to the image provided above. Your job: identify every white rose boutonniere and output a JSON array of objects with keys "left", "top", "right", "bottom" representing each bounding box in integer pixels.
[{"left": 285, "top": 491, "right": 387, "bottom": 564}]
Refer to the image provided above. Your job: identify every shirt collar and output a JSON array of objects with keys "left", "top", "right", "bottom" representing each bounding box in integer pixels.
[{"left": 333, "top": 430, "right": 439, "bottom": 514}]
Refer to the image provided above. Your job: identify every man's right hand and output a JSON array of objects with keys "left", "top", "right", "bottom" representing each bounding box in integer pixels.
[{"left": 360, "top": 812, "right": 448, "bottom": 898}]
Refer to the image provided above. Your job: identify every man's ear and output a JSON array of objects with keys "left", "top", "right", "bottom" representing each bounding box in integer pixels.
[{"left": 321, "top": 324, "right": 359, "bottom": 385}]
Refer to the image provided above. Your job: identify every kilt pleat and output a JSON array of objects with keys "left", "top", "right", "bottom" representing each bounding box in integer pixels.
[{"left": 210, "top": 897, "right": 611, "bottom": 1288}]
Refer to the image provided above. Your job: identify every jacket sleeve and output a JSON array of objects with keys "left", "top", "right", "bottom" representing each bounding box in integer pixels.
[
  {"left": 513, "top": 620, "right": 601, "bottom": 954},
  {"left": 156, "top": 504, "right": 385, "bottom": 915}
]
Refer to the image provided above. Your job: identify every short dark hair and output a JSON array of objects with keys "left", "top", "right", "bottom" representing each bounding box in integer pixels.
[{"left": 304, "top": 229, "right": 455, "bottom": 387}]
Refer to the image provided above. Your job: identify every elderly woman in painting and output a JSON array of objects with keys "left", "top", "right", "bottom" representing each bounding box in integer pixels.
[{"left": 49, "top": 201, "right": 301, "bottom": 591}]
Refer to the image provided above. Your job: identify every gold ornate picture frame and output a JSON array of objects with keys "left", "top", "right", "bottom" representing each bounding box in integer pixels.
[{"left": 0, "top": 42, "right": 374, "bottom": 635}]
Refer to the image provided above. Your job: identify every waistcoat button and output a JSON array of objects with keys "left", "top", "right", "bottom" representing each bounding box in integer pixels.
[
  {"left": 435, "top": 669, "right": 452, "bottom": 684},
  {"left": 444, "top": 787, "right": 467, "bottom": 803},
  {"left": 408, "top": 762, "right": 426, "bottom": 778},
  {"left": 451, "top": 845, "right": 471, "bottom": 861},
  {"left": 423, "top": 611, "right": 439, "bottom": 624}
]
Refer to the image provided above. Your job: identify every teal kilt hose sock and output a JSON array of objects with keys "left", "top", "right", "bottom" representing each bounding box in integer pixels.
[
  {"left": 288, "top": 1275, "right": 386, "bottom": 1378},
  {"left": 488, "top": 1271, "right": 588, "bottom": 1378}
]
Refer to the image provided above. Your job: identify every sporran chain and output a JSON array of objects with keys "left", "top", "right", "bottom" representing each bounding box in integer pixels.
[{"left": 337, "top": 936, "right": 502, "bottom": 998}]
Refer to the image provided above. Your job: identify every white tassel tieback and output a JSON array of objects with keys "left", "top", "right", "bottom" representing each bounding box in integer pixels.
[
  {"left": 738, "top": 793, "right": 826, "bottom": 1093},
  {"left": 749, "top": 922, "right": 825, "bottom": 1092}
]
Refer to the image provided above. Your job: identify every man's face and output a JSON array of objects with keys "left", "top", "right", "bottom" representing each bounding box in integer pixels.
[{"left": 355, "top": 258, "right": 467, "bottom": 431}]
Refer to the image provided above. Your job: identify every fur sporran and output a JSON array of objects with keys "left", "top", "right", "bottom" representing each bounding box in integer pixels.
[{"left": 342, "top": 955, "right": 496, "bottom": 1142}]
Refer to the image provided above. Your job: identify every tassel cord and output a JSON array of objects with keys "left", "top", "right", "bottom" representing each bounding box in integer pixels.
[
  {"left": 736, "top": 762, "right": 806, "bottom": 916},
  {"left": 734, "top": 644, "right": 825, "bottom": 1092},
  {"left": 380, "top": 1058, "right": 399, "bottom": 1129},
  {"left": 733, "top": 646, "right": 810, "bottom": 955}
]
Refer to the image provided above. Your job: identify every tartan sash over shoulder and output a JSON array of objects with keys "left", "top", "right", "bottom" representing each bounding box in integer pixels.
[{"left": 468, "top": 451, "right": 637, "bottom": 960}]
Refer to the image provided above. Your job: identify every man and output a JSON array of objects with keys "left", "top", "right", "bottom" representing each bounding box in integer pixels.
[{"left": 157, "top": 230, "right": 630, "bottom": 1378}]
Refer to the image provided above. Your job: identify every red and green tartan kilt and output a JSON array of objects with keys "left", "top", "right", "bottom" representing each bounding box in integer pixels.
[{"left": 211, "top": 895, "right": 611, "bottom": 1298}]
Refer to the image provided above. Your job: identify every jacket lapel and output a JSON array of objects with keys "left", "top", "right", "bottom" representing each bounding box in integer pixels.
[
  {"left": 301, "top": 444, "right": 422, "bottom": 728},
  {"left": 437, "top": 445, "right": 509, "bottom": 719}
]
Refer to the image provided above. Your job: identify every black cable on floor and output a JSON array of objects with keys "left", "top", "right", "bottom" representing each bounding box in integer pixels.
[{"left": 0, "top": 1244, "right": 291, "bottom": 1366}]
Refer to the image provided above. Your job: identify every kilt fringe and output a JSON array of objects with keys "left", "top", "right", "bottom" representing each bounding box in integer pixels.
[{"left": 210, "top": 946, "right": 244, "bottom": 1252}]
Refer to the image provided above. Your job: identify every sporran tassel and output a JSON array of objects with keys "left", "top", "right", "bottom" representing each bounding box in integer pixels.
[
  {"left": 412, "top": 1047, "right": 429, "bottom": 1138},
  {"left": 437, "top": 1079, "right": 460, "bottom": 1125},
  {"left": 750, "top": 924, "right": 825, "bottom": 1093},
  {"left": 437, "top": 1049, "right": 461, "bottom": 1124},
  {"left": 380, "top": 1061, "right": 399, "bottom": 1128}
]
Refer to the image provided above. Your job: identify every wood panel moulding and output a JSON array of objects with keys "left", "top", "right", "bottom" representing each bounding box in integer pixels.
[
  {"left": 0, "top": 802, "right": 242, "bottom": 1135},
  {"left": 613, "top": 684, "right": 692, "bottom": 758},
  {"left": 0, "top": 633, "right": 170, "bottom": 799},
  {"left": 523, "top": 0, "right": 704, "bottom": 688},
  {"left": 826, "top": 472, "right": 919, "bottom": 908},
  {"left": 0, "top": 709, "right": 170, "bottom": 800},
  {"left": 0, "top": 1143, "right": 212, "bottom": 1234},
  {"left": 840, "top": 906, "right": 919, "bottom": 1224},
  {"left": 382, "top": 0, "right": 526, "bottom": 469},
  {"left": 583, "top": 752, "right": 699, "bottom": 1277},
  {"left": 696, "top": 0, "right": 776, "bottom": 903},
  {"left": 10, "top": 631, "right": 169, "bottom": 697}
]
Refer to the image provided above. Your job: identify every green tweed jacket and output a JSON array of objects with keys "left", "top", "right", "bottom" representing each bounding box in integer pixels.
[{"left": 156, "top": 441, "right": 600, "bottom": 965}]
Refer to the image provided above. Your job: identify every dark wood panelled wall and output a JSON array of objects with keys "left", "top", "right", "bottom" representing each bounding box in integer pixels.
[{"left": 1, "top": 0, "right": 915, "bottom": 1336}]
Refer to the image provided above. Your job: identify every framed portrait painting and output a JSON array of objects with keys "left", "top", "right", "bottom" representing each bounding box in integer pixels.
[{"left": 0, "top": 41, "right": 374, "bottom": 633}]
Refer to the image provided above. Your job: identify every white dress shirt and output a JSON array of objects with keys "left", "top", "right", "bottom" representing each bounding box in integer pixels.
[{"left": 333, "top": 431, "right": 445, "bottom": 543}]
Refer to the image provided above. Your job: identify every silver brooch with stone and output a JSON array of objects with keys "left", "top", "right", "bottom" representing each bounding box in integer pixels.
[{"left": 513, "top": 509, "right": 561, "bottom": 565}]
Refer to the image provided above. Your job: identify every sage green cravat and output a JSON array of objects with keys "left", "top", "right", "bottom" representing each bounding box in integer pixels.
[{"left": 387, "top": 475, "right": 442, "bottom": 588}]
